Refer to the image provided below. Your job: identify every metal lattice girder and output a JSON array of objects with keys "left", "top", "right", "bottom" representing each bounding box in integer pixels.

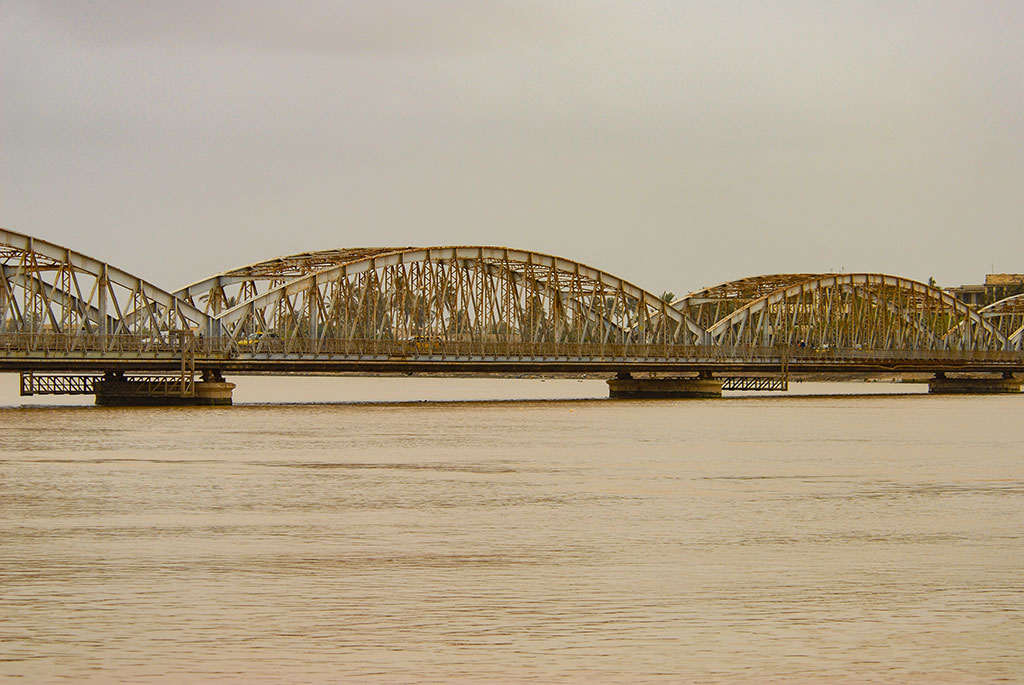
[
  {"left": 720, "top": 376, "right": 789, "bottom": 391},
  {"left": 979, "top": 294, "right": 1024, "bottom": 350},
  {"left": 206, "top": 247, "right": 708, "bottom": 347},
  {"left": 673, "top": 274, "right": 826, "bottom": 331},
  {"left": 174, "top": 248, "right": 416, "bottom": 316},
  {"left": 706, "top": 273, "right": 1008, "bottom": 351},
  {"left": 0, "top": 227, "right": 211, "bottom": 344}
]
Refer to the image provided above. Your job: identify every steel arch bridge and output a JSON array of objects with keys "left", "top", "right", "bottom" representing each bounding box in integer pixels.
[{"left": 2, "top": 227, "right": 1022, "bottom": 402}]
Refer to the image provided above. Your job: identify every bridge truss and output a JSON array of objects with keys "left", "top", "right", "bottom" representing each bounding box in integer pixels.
[
  {"left": 980, "top": 294, "right": 1024, "bottom": 350},
  {"left": 673, "top": 273, "right": 824, "bottom": 331},
  {"left": 0, "top": 228, "right": 210, "bottom": 353},
  {"left": 178, "top": 247, "right": 708, "bottom": 353},
  {"left": 705, "top": 274, "right": 1006, "bottom": 351}
]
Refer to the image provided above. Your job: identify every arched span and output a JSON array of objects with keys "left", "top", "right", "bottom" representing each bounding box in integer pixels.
[
  {"left": 0, "top": 227, "right": 210, "bottom": 342},
  {"left": 214, "top": 246, "right": 708, "bottom": 348},
  {"left": 706, "top": 273, "right": 1008, "bottom": 351},
  {"left": 185, "top": 247, "right": 672, "bottom": 340},
  {"left": 175, "top": 248, "right": 415, "bottom": 315},
  {"left": 672, "top": 273, "right": 827, "bottom": 331},
  {"left": 979, "top": 293, "right": 1024, "bottom": 350}
]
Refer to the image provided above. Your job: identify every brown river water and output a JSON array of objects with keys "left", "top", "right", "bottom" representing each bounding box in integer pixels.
[{"left": 1, "top": 376, "right": 1023, "bottom": 682}]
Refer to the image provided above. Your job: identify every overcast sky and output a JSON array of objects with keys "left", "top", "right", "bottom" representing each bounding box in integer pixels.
[{"left": 2, "top": 1, "right": 1022, "bottom": 295}]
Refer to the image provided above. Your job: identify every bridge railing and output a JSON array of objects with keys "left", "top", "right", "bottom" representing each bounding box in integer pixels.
[
  {"left": 215, "top": 337, "right": 1022, "bottom": 362},
  {"left": 224, "top": 337, "right": 727, "bottom": 359},
  {"left": 1, "top": 332, "right": 1021, "bottom": 364},
  {"left": 0, "top": 332, "right": 192, "bottom": 355}
]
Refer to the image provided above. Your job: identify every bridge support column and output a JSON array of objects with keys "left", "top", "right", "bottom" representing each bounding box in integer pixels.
[
  {"left": 95, "top": 371, "right": 235, "bottom": 406},
  {"left": 607, "top": 373, "right": 723, "bottom": 399},
  {"left": 928, "top": 372, "right": 1021, "bottom": 395}
]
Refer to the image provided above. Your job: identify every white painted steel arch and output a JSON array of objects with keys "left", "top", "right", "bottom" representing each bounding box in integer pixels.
[
  {"left": 671, "top": 273, "right": 827, "bottom": 331},
  {"left": 979, "top": 293, "right": 1024, "bottom": 350},
  {"left": 0, "top": 227, "right": 211, "bottom": 336},
  {"left": 706, "top": 273, "right": 1007, "bottom": 350},
  {"left": 175, "top": 248, "right": 411, "bottom": 307},
  {"left": 215, "top": 246, "right": 708, "bottom": 345}
]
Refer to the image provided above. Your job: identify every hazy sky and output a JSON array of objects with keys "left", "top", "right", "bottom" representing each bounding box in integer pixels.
[{"left": 3, "top": 1, "right": 1022, "bottom": 295}]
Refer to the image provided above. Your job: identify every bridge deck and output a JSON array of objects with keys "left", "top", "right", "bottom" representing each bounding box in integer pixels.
[{"left": 2, "top": 336, "right": 1021, "bottom": 376}]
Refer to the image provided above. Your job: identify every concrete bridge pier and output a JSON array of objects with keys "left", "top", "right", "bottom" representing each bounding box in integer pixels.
[
  {"left": 927, "top": 372, "right": 1021, "bottom": 395},
  {"left": 607, "top": 371, "right": 723, "bottom": 399},
  {"left": 95, "top": 370, "right": 235, "bottom": 406}
]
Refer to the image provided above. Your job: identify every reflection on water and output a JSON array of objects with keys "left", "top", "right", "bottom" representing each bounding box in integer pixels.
[{"left": 1, "top": 378, "right": 1022, "bottom": 681}]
